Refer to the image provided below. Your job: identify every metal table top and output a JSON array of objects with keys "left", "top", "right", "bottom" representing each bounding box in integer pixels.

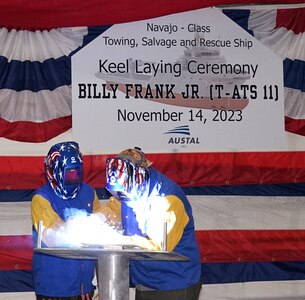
[{"left": 34, "top": 245, "right": 189, "bottom": 261}]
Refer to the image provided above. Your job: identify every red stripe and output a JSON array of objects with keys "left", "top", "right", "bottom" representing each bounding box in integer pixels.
[
  {"left": 196, "top": 230, "right": 305, "bottom": 263},
  {"left": 0, "top": 235, "right": 33, "bottom": 271},
  {"left": 0, "top": 116, "right": 72, "bottom": 143},
  {"left": 276, "top": 8, "right": 305, "bottom": 34},
  {"left": 2, "top": 230, "right": 305, "bottom": 270},
  {"left": 285, "top": 116, "right": 305, "bottom": 136},
  {"left": 1, "top": 151, "right": 305, "bottom": 189},
  {"left": 0, "top": 0, "right": 304, "bottom": 29},
  {"left": 0, "top": 249, "right": 33, "bottom": 270}
]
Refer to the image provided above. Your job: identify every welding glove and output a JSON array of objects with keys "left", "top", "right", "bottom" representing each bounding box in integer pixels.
[
  {"left": 96, "top": 197, "right": 122, "bottom": 230},
  {"left": 127, "top": 234, "right": 161, "bottom": 251}
]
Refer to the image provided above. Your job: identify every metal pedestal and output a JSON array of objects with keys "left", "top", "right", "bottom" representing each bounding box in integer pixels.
[
  {"left": 34, "top": 246, "right": 188, "bottom": 300},
  {"left": 97, "top": 253, "right": 129, "bottom": 300}
]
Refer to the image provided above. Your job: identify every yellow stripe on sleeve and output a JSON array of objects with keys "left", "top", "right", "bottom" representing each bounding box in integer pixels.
[
  {"left": 31, "top": 194, "right": 64, "bottom": 231},
  {"left": 161, "top": 195, "right": 189, "bottom": 252},
  {"left": 145, "top": 195, "right": 189, "bottom": 251}
]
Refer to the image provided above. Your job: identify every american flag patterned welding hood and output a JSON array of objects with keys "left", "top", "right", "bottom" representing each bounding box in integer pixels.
[
  {"left": 105, "top": 156, "right": 150, "bottom": 203},
  {"left": 44, "top": 141, "right": 83, "bottom": 200}
]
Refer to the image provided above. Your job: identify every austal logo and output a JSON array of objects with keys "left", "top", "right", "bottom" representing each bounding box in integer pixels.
[{"left": 164, "top": 125, "right": 200, "bottom": 144}]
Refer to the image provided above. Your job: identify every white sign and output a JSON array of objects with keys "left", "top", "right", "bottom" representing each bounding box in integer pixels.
[{"left": 72, "top": 7, "right": 284, "bottom": 153}]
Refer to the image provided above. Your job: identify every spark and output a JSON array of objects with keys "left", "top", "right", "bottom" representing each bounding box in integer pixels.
[{"left": 44, "top": 209, "right": 129, "bottom": 248}]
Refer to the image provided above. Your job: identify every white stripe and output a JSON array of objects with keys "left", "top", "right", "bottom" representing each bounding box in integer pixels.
[
  {"left": 2, "top": 196, "right": 305, "bottom": 236},
  {"left": 285, "top": 87, "right": 305, "bottom": 119},
  {"left": 248, "top": 10, "right": 277, "bottom": 34},
  {"left": 189, "top": 195, "right": 305, "bottom": 230},
  {"left": 3, "top": 281, "right": 305, "bottom": 300},
  {"left": 0, "top": 85, "right": 71, "bottom": 122},
  {"left": 0, "top": 27, "right": 87, "bottom": 62},
  {"left": 0, "top": 130, "right": 72, "bottom": 156},
  {"left": 0, "top": 292, "right": 35, "bottom": 300},
  {"left": 221, "top": 4, "right": 305, "bottom": 9},
  {"left": 248, "top": 10, "right": 305, "bottom": 61},
  {"left": 201, "top": 280, "right": 305, "bottom": 300},
  {"left": 0, "top": 202, "right": 32, "bottom": 235}
]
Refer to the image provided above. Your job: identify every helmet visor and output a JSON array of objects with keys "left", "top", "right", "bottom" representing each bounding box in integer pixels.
[
  {"left": 64, "top": 167, "right": 83, "bottom": 186},
  {"left": 135, "top": 166, "right": 149, "bottom": 195},
  {"left": 106, "top": 158, "right": 131, "bottom": 194}
]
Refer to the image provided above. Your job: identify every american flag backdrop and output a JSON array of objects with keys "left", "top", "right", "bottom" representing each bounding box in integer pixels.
[{"left": 1, "top": 1, "right": 305, "bottom": 299}]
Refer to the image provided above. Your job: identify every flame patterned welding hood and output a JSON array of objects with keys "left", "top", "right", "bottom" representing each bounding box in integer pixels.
[
  {"left": 106, "top": 148, "right": 151, "bottom": 202},
  {"left": 44, "top": 141, "right": 83, "bottom": 200}
]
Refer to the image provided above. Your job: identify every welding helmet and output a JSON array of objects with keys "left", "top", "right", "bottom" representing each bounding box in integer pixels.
[
  {"left": 106, "top": 148, "right": 151, "bottom": 202},
  {"left": 44, "top": 141, "right": 83, "bottom": 200}
]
